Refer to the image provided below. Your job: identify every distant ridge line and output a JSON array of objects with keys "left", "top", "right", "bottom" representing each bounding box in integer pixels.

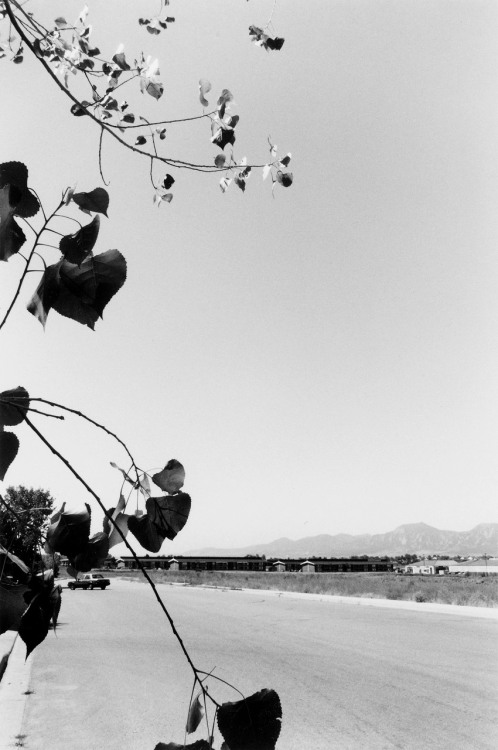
[{"left": 183, "top": 522, "right": 498, "bottom": 558}]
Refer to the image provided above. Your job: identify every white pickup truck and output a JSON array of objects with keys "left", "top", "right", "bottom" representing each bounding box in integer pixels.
[{"left": 67, "top": 573, "right": 110, "bottom": 590}]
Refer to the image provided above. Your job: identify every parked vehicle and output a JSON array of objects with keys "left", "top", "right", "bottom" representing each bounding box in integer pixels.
[{"left": 67, "top": 573, "right": 110, "bottom": 590}]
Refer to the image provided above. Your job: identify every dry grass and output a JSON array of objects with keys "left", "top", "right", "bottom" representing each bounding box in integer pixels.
[{"left": 96, "top": 569, "right": 498, "bottom": 608}]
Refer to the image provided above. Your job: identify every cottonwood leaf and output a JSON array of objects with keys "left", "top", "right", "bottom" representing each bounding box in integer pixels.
[
  {"left": 71, "top": 187, "right": 109, "bottom": 216},
  {"left": 128, "top": 493, "right": 191, "bottom": 552},
  {"left": 121, "top": 112, "right": 135, "bottom": 124},
  {"left": 214, "top": 154, "right": 226, "bottom": 168},
  {"left": 0, "top": 161, "right": 40, "bottom": 218},
  {"left": 217, "top": 89, "right": 233, "bottom": 119},
  {"left": 45, "top": 504, "right": 91, "bottom": 556},
  {"left": 154, "top": 192, "right": 173, "bottom": 206},
  {"left": 59, "top": 214, "right": 100, "bottom": 265},
  {"left": 152, "top": 459, "right": 185, "bottom": 493},
  {"left": 145, "top": 80, "right": 164, "bottom": 99},
  {"left": 162, "top": 174, "right": 175, "bottom": 190},
  {"left": 218, "top": 689, "right": 282, "bottom": 750},
  {"left": 248, "top": 26, "right": 285, "bottom": 51},
  {"left": 276, "top": 170, "right": 293, "bottom": 187},
  {"left": 0, "top": 212, "right": 26, "bottom": 261},
  {"left": 18, "top": 592, "right": 51, "bottom": 658},
  {"left": 70, "top": 102, "right": 89, "bottom": 116},
  {"left": 156, "top": 744, "right": 210, "bottom": 750},
  {"left": 0, "top": 430, "right": 19, "bottom": 481},
  {"left": 186, "top": 692, "right": 204, "bottom": 734},
  {"left": 157, "top": 127, "right": 167, "bottom": 139},
  {"left": 71, "top": 532, "right": 109, "bottom": 572},
  {"left": 199, "top": 78, "right": 211, "bottom": 107},
  {"left": 54, "top": 17, "right": 68, "bottom": 28},
  {"left": 0, "top": 386, "right": 29, "bottom": 425},
  {"left": 27, "top": 249, "right": 127, "bottom": 329},
  {"left": 279, "top": 153, "right": 291, "bottom": 168},
  {"left": 211, "top": 127, "right": 235, "bottom": 150},
  {"left": 135, "top": 135, "right": 147, "bottom": 146},
  {"left": 112, "top": 47, "right": 131, "bottom": 71}
]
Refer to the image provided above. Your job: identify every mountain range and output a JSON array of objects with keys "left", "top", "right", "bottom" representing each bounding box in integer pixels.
[{"left": 184, "top": 523, "right": 498, "bottom": 558}]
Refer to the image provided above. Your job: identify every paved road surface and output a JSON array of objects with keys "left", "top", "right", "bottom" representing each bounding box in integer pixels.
[{"left": 16, "top": 580, "right": 498, "bottom": 749}]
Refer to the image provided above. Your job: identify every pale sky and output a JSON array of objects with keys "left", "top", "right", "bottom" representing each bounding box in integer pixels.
[{"left": 1, "top": 0, "right": 498, "bottom": 556}]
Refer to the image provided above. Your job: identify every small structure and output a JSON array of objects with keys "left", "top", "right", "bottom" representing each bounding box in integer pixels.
[
  {"left": 168, "top": 557, "right": 180, "bottom": 571},
  {"left": 271, "top": 560, "right": 286, "bottom": 573},
  {"left": 300, "top": 560, "right": 315, "bottom": 573}
]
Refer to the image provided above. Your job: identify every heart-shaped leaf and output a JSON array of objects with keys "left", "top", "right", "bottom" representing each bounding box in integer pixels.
[
  {"left": 0, "top": 430, "right": 19, "bottom": 480},
  {"left": 186, "top": 692, "right": 204, "bottom": 734},
  {"left": 145, "top": 80, "right": 164, "bottom": 100},
  {"left": 211, "top": 127, "right": 235, "bottom": 151},
  {"left": 45, "top": 504, "right": 91, "bottom": 556},
  {"left": 0, "top": 161, "right": 40, "bottom": 218},
  {"left": 59, "top": 215, "right": 100, "bottom": 265},
  {"left": 71, "top": 187, "right": 109, "bottom": 216},
  {"left": 152, "top": 459, "right": 185, "bottom": 493},
  {"left": 276, "top": 171, "right": 293, "bottom": 187},
  {"left": 217, "top": 689, "right": 282, "bottom": 750},
  {"left": 0, "top": 386, "right": 29, "bottom": 425},
  {"left": 162, "top": 174, "right": 175, "bottom": 190},
  {"left": 27, "top": 249, "right": 127, "bottom": 329},
  {"left": 146, "top": 493, "right": 191, "bottom": 539}
]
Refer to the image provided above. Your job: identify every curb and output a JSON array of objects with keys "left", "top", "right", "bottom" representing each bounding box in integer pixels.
[
  {"left": 176, "top": 583, "right": 498, "bottom": 619},
  {"left": 0, "top": 633, "right": 33, "bottom": 749},
  {"left": 0, "top": 631, "right": 17, "bottom": 683}
]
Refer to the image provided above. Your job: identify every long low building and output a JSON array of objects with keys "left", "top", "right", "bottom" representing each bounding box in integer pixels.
[{"left": 119, "top": 555, "right": 394, "bottom": 573}]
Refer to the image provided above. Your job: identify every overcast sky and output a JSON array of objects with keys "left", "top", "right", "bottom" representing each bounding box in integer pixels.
[{"left": 1, "top": 0, "right": 498, "bottom": 556}]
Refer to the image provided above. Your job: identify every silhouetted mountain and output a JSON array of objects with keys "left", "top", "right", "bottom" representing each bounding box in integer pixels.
[{"left": 185, "top": 523, "right": 498, "bottom": 558}]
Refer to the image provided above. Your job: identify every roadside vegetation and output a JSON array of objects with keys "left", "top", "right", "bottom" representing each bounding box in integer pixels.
[{"left": 77, "top": 569, "right": 498, "bottom": 608}]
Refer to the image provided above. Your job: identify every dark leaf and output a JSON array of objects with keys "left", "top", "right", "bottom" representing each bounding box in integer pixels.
[
  {"left": 279, "top": 154, "right": 291, "bottom": 168},
  {"left": 70, "top": 102, "right": 89, "bottom": 117},
  {"left": 0, "top": 214, "right": 26, "bottom": 261},
  {"left": 276, "top": 171, "right": 293, "bottom": 187},
  {"left": 54, "top": 17, "right": 67, "bottom": 28},
  {"left": 0, "top": 386, "right": 30, "bottom": 425},
  {"left": 76, "top": 58, "right": 95, "bottom": 71},
  {"left": 211, "top": 127, "right": 235, "bottom": 151},
  {"left": 0, "top": 430, "right": 19, "bottom": 481},
  {"left": 121, "top": 112, "right": 135, "bottom": 124},
  {"left": 59, "top": 215, "right": 100, "bottom": 265},
  {"left": 138, "top": 18, "right": 151, "bottom": 26},
  {"left": 218, "top": 689, "right": 282, "bottom": 750},
  {"left": 186, "top": 692, "right": 204, "bottom": 734},
  {"left": 28, "top": 249, "right": 127, "bottom": 330},
  {"left": 72, "top": 187, "right": 109, "bottom": 216},
  {"left": 71, "top": 532, "right": 109, "bottom": 572},
  {"left": 45, "top": 504, "right": 91, "bottom": 556},
  {"left": 0, "top": 161, "right": 40, "bottom": 218},
  {"left": 128, "top": 493, "right": 191, "bottom": 552},
  {"left": 226, "top": 115, "right": 239, "bottom": 129},
  {"left": 152, "top": 459, "right": 185, "bottom": 493},
  {"left": 217, "top": 89, "right": 233, "bottom": 108},
  {"left": 235, "top": 176, "right": 246, "bottom": 192},
  {"left": 112, "top": 51, "right": 130, "bottom": 71},
  {"left": 214, "top": 154, "right": 226, "bottom": 168},
  {"left": 157, "top": 127, "right": 167, "bottom": 140},
  {"left": 266, "top": 36, "right": 285, "bottom": 51},
  {"left": 135, "top": 135, "right": 147, "bottom": 146},
  {"left": 162, "top": 174, "right": 175, "bottom": 190},
  {"left": 154, "top": 742, "right": 210, "bottom": 750},
  {"left": 103, "top": 97, "right": 118, "bottom": 111},
  {"left": 18, "top": 592, "right": 51, "bottom": 658}
]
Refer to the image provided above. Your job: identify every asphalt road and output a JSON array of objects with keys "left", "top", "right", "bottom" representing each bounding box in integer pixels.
[{"left": 17, "top": 580, "right": 498, "bottom": 750}]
